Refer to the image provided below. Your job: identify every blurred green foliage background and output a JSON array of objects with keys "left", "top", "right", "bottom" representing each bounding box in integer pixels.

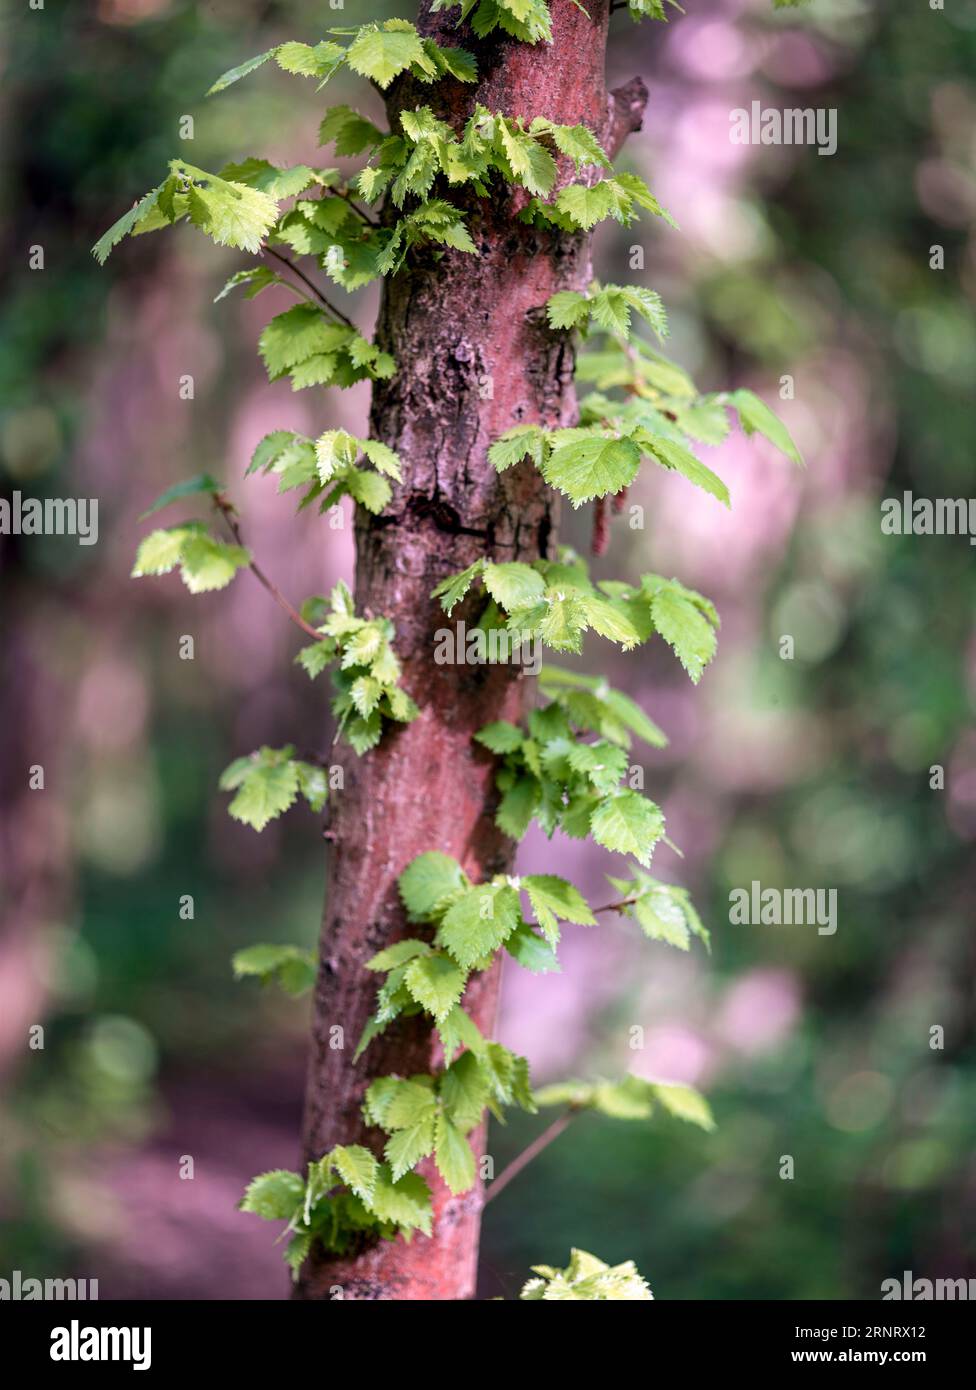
[{"left": 1, "top": 0, "right": 974, "bottom": 1299}]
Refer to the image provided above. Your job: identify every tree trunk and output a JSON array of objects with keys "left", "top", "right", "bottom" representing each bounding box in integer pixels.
[{"left": 296, "top": 0, "right": 645, "bottom": 1301}]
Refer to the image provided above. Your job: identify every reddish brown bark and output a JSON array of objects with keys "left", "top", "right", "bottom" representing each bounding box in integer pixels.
[{"left": 296, "top": 0, "right": 646, "bottom": 1300}]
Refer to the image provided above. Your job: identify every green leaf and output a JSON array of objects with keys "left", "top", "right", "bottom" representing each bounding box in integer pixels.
[
  {"left": 295, "top": 760, "right": 328, "bottom": 813},
  {"left": 385, "top": 1117, "right": 437, "bottom": 1180},
  {"left": 332, "top": 1144, "right": 379, "bottom": 1204},
  {"left": 284, "top": 1230, "right": 313, "bottom": 1279},
  {"left": 728, "top": 388, "right": 803, "bottom": 466},
  {"left": 342, "top": 714, "right": 383, "bottom": 755},
  {"left": 475, "top": 721, "right": 524, "bottom": 754},
  {"left": 440, "top": 1051, "right": 491, "bottom": 1131},
  {"left": 232, "top": 942, "right": 316, "bottom": 996},
  {"left": 345, "top": 468, "right": 392, "bottom": 514},
  {"left": 219, "top": 158, "right": 317, "bottom": 200},
  {"left": 239, "top": 1169, "right": 304, "bottom": 1220},
  {"left": 207, "top": 48, "right": 276, "bottom": 96},
  {"left": 601, "top": 687, "right": 668, "bottom": 750},
  {"left": 313, "top": 427, "right": 357, "bottom": 486},
  {"left": 131, "top": 525, "right": 198, "bottom": 577},
  {"left": 578, "top": 595, "right": 642, "bottom": 648},
  {"left": 626, "top": 0, "right": 669, "bottom": 17},
  {"left": 637, "top": 892, "right": 687, "bottom": 948},
  {"left": 346, "top": 24, "right": 426, "bottom": 88},
  {"left": 368, "top": 1166, "right": 432, "bottom": 1235},
  {"left": 546, "top": 290, "right": 589, "bottom": 331},
  {"left": 437, "top": 1006, "right": 486, "bottom": 1064},
  {"left": 652, "top": 1081, "right": 715, "bottom": 1131},
  {"left": 612, "top": 171, "right": 677, "bottom": 227},
  {"left": 437, "top": 883, "right": 520, "bottom": 968},
  {"left": 348, "top": 674, "right": 380, "bottom": 719},
  {"left": 536, "top": 592, "right": 589, "bottom": 652},
  {"left": 185, "top": 176, "right": 278, "bottom": 254},
  {"left": 434, "top": 1112, "right": 477, "bottom": 1195},
  {"left": 619, "top": 285, "right": 669, "bottom": 338},
  {"left": 426, "top": 40, "right": 478, "bottom": 83},
  {"left": 319, "top": 105, "right": 387, "bottom": 155},
  {"left": 590, "top": 791, "right": 665, "bottom": 867},
  {"left": 532, "top": 1078, "right": 596, "bottom": 1109},
  {"left": 546, "top": 123, "right": 611, "bottom": 173},
  {"left": 92, "top": 183, "right": 165, "bottom": 264},
  {"left": 523, "top": 874, "right": 597, "bottom": 933},
  {"left": 247, "top": 430, "right": 302, "bottom": 476},
  {"left": 369, "top": 1076, "right": 438, "bottom": 1131},
  {"left": 139, "top": 473, "right": 222, "bottom": 520},
  {"left": 483, "top": 562, "right": 546, "bottom": 611},
  {"left": 505, "top": 922, "right": 561, "bottom": 973},
  {"left": 399, "top": 851, "right": 467, "bottom": 923},
  {"left": 366, "top": 938, "right": 430, "bottom": 972},
  {"left": 276, "top": 40, "right": 345, "bottom": 80},
  {"left": 258, "top": 304, "right": 350, "bottom": 379},
  {"left": 497, "top": 119, "right": 557, "bottom": 195},
  {"left": 495, "top": 777, "right": 541, "bottom": 839},
  {"left": 133, "top": 525, "right": 249, "bottom": 594},
  {"left": 592, "top": 1076, "right": 655, "bottom": 1119},
  {"left": 360, "top": 438, "right": 402, "bottom": 479},
  {"left": 648, "top": 579, "right": 718, "bottom": 683},
  {"left": 520, "top": 1248, "right": 654, "bottom": 1301},
  {"left": 178, "top": 534, "right": 250, "bottom": 593},
  {"left": 296, "top": 639, "right": 336, "bottom": 680},
  {"left": 214, "top": 265, "right": 280, "bottom": 303},
  {"left": 219, "top": 747, "right": 301, "bottom": 832},
  {"left": 641, "top": 434, "right": 729, "bottom": 507},
  {"left": 543, "top": 433, "right": 641, "bottom": 506},
  {"left": 404, "top": 954, "right": 467, "bottom": 1023},
  {"left": 488, "top": 424, "right": 546, "bottom": 471},
  {"left": 431, "top": 558, "right": 485, "bottom": 615},
  {"left": 554, "top": 181, "right": 618, "bottom": 231},
  {"left": 589, "top": 287, "right": 632, "bottom": 337},
  {"left": 226, "top": 761, "right": 298, "bottom": 831}
]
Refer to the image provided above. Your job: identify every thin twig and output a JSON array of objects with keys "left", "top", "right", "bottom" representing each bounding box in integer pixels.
[
  {"left": 483, "top": 1110, "right": 577, "bottom": 1206},
  {"left": 592, "top": 895, "right": 642, "bottom": 915},
  {"left": 212, "top": 494, "right": 323, "bottom": 641},
  {"left": 336, "top": 186, "right": 379, "bottom": 227},
  {"left": 261, "top": 245, "right": 357, "bottom": 330}
]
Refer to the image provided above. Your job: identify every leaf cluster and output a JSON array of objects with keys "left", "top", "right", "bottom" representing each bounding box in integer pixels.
[
  {"left": 520, "top": 1248, "right": 654, "bottom": 1301},
  {"left": 295, "top": 581, "right": 419, "bottom": 754},
  {"left": 218, "top": 745, "right": 328, "bottom": 832},
  {"left": 240, "top": 1145, "right": 432, "bottom": 1278},
  {"left": 246, "top": 427, "right": 400, "bottom": 515},
  {"left": 432, "top": 548, "right": 721, "bottom": 677}
]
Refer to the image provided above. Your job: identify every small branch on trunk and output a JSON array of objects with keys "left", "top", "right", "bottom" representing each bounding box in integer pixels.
[
  {"left": 212, "top": 494, "right": 323, "bottom": 642},
  {"left": 483, "top": 1108, "right": 578, "bottom": 1206},
  {"left": 591, "top": 494, "right": 610, "bottom": 555},
  {"left": 261, "top": 245, "right": 357, "bottom": 330},
  {"left": 607, "top": 76, "right": 650, "bottom": 159}
]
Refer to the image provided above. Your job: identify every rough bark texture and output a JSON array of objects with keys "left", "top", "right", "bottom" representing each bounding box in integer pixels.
[{"left": 296, "top": 0, "right": 646, "bottom": 1301}]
